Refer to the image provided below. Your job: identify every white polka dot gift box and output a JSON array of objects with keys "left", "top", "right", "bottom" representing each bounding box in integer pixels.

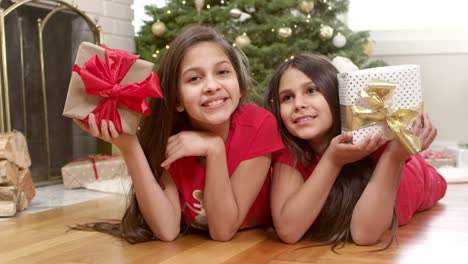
[
  {"left": 61, "top": 155, "right": 128, "bottom": 189},
  {"left": 337, "top": 65, "right": 423, "bottom": 154}
]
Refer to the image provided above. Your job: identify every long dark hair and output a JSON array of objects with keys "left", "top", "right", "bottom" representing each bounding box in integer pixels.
[
  {"left": 265, "top": 54, "right": 397, "bottom": 251},
  {"left": 73, "top": 24, "right": 252, "bottom": 243}
]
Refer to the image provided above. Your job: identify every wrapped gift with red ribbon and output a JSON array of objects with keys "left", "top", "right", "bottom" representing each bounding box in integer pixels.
[
  {"left": 61, "top": 155, "right": 128, "bottom": 189},
  {"left": 63, "top": 42, "right": 163, "bottom": 134}
]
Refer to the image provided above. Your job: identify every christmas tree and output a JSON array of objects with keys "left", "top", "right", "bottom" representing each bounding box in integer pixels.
[{"left": 135, "top": 0, "right": 381, "bottom": 104}]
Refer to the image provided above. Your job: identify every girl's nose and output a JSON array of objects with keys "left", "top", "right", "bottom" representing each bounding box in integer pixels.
[
  {"left": 203, "top": 76, "right": 221, "bottom": 93},
  {"left": 294, "top": 97, "right": 307, "bottom": 111}
]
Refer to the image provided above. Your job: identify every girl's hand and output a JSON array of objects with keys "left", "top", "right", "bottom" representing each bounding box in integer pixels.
[
  {"left": 161, "top": 131, "right": 224, "bottom": 169},
  {"left": 324, "top": 132, "right": 387, "bottom": 167},
  {"left": 73, "top": 113, "right": 138, "bottom": 152},
  {"left": 412, "top": 112, "right": 437, "bottom": 151},
  {"left": 386, "top": 112, "right": 437, "bottom": 159}
]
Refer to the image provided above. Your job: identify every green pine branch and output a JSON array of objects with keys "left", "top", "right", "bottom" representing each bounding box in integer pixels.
[{"left": 135, "top": 0, "right": 382, "bottom": 105}]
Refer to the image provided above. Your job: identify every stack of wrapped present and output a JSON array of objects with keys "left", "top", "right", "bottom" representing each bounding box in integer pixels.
[
  {"left": 445, "top": 144, "right": 468, "bottom": 168},
  {"left": 61, "top": 155, "right": 128, "bottom": 189},
  {"left": 0, "top": 131, "right": 35, "bottom": 217},
  {"left": 61, "top": 42, "right": 162, "bottom": 188},
  {"left": 420, "top": 148, "right": 456, "bottom": 168},
  {"left": 338, "top": 65, "right": 423, "bottom": 155}
]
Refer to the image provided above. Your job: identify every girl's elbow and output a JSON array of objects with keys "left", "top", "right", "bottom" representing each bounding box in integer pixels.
[
  {"left": 275, "top": 226, "right": 302, "bottom": 244},
  {"left": 279, "top": 234, "right": 301, "bottom": 245},
  {"left": 209, "top": 229, "right": 236, "bottom": 242},
  {"left": 351, "top": 229, "right": 382, "bottom": 246},
  {"left": 159, "top": 234, "right": 178, "bottom": 242},
  {"left": 208, "top": 216, "right": 241, "bottom": 241},
  {"left": 155, "top": 226, "right": 180, "bottom": 242}
]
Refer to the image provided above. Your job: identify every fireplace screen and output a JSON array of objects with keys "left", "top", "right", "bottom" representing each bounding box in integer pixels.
[{"left": 0, "top": 0, "right": 102, "bottom": 183}]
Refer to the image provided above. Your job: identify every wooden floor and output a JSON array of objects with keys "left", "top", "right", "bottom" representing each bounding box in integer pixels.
[{"left": 1, "top": 184, "right": 466, "bottom": 264}]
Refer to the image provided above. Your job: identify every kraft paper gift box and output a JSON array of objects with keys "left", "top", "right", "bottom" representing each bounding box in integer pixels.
[
  {"left": 337, "top": 65, "right": 423, "bottom": 154},
  {"left": 61, "top": 156, "right": 128, "bottom": 189},
  {"left": 0, "top": 160, "right": 19, "bottom": 186},
  {"left": 63, "top": 42, "right": 163, "bottom": 135},
  {"left": 0, "top": 130, "right": 31, "bottom": 169},
  {"left": 0, "top": 186, "right": 18, "bottom": 217},
  {"left": 16, "top": 169, "right": 35, "bottom": 211},
  {"left": 0, "top": 164, "right": 34, "bottom": 213}
]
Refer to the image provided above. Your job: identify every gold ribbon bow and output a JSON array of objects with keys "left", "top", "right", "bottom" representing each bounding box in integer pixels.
[{"left": 341, "top": 79, "right": 422, "bottom": 154}]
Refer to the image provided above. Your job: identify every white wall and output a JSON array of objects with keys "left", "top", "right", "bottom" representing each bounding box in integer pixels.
[
  {"left": 370, "top": 30, "right": 468, "bottom": 144},
  {"left": 133, "top": 0, "right": 166, "bottom": 34},
  {"left": 66, "top": 0, "right": 135, "bottom": 52}
]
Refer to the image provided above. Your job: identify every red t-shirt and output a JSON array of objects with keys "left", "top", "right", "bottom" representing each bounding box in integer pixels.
[
  {"left": 273, "top": 145, "right": 447, "bottom": 226},
  {"left": 169, "top": 104, "right": 284, "bottom": 230}
]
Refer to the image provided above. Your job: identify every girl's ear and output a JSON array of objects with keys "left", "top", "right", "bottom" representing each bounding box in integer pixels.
[{"left": 176, "top": 98, "right": 185, "bottom": 112}]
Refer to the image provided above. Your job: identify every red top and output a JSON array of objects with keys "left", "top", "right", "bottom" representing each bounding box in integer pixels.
[
  {"left": 273, "top": 145, "right": 447, "bottom": 226},
  {"left": 170, "top": 104, "right": 284, "bottom": 230}
]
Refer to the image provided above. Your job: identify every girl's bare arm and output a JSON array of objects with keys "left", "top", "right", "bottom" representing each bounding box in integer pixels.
[
  {"left": 270, "top": 157, "right": 341, "bottom": 244},
  {"left": 351, "top": 113, "right": 437, "bottom": 245},
  {"left": 74, "top": 115, "right": 181, "bottom": 241}
]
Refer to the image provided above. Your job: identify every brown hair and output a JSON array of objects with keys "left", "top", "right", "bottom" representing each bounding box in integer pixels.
[
  {"left": 265, "top": 54, "right": 397, "bottom": 251},
  {"left": 72, "top": 24, "right": 252, "bottom": 243}
]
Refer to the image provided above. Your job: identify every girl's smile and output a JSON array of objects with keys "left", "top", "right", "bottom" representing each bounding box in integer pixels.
[
  {"left": 201, "top": 96, "right": 228, "bottom": 108},
  {"left": 293, "top": 115, "right": 317, "bottom": 125}
]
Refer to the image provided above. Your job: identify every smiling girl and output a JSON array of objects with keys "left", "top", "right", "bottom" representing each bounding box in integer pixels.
[
  {"left": 265, "top": 54, "right": 446, "bottom": 249},
  {"left": 74, "top": 25, "right": 283, "bottom": 243}
]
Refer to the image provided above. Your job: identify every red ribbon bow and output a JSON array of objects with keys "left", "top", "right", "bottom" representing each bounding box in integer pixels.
[{"left": 73, "top": 45, "right": 163, "bottom": 133}]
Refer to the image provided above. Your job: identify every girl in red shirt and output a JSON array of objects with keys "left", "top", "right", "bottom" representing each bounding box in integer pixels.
[
  {"left": 264, "top": 54, "right": 446, "bottom": 249},
  {"left": 74, "top": 25, "right": 283, "bottom": 243}
]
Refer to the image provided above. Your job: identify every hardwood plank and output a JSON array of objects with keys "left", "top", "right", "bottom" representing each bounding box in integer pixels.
[
  {"left": 222, "top": 230, "right": 293, "bottom": 264},
  {"left": 159, "top": 229, "right": 267, "bottom": 264},
  {"left": 0, "top": 184, "right": 466, "bottom": 264},
  {"left": 272, "top": 184, "right": 468, "bottom": 264},
  {"left": 0, "top": 195, "right": 127, "bottom": 253}
]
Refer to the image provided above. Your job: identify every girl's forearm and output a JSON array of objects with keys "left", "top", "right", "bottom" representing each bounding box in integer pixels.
[
  {"left": 351, "top": 151, "right": 405, "bottom": 245},
  {"left": 203, "top": 141, "right": 240, "bottom": 241},
  {"left": 120, "top": 142, "right": 181, "bottom": 241},
  {"left": 276, "top": 158, "right": 342, "bottom": 243}
]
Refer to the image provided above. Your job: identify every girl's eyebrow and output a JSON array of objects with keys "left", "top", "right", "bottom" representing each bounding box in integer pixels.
[
  {"left": 279, "top": 88, "right": 292, "bottom": 96},
  {"left": 181, "top": 60, "right": 232, "bottom": 75},
  {"left": 302, "top": 81, "right": 316, "bottom": 88},
  {"left": 279, "top": 81, "right": 317, "bottom": 95}
]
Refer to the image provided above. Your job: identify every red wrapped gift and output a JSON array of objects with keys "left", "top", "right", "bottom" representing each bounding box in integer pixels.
[{"left": 63, "top": 42, "right": 163, "bottom": 134}]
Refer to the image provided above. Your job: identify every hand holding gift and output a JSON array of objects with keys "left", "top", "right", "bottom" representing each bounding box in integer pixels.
[
  {"left": 63, "top": 42, "right": 163, "bottom": 135},
  {"left": 337, "top": 65, "right": 430, "bottom": 155},
  {"left": 73, "top": 113, "right": 139, "bottom": 152},
  {"left": 386, "top": 112, "right": 438, "bottom": 159}
]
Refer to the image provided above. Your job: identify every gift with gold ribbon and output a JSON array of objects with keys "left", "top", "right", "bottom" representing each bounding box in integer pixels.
[
  {"left": 63, "top": 42, "right": 163, "bottom": 135},
  {"left": 337, "top": 65, "right": 423, "bottom": 154}
]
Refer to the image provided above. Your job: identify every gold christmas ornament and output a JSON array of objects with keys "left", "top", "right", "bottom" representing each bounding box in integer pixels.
[
  {"left": 151, "top": 21, "right": 167, "bottom": 37},
  {"left": 277, "top": 27, "right": 292, "bottom": 39},
  {"left": 332, "top": 32, "right": 346, "bottom": 48},
  {"left": 363, "top": 40, "right": 375, "bottom": 56},
  {"left": 235, "top": 34, "right": 251, "bottom": 48},
  {"left": 229, "top": 8, "right": 242, "bottom": 18},
  {"left": 195, "top": 0, "right": 204, "bottom": 14},
  {"left": 298, "top": 0, "right": 315, "bottom": 13},
  {"left": 319, "top": 24, "right": 333, "bottom": 40}
]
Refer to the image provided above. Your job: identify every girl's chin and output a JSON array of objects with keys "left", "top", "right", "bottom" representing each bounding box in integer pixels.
[
  {"left": 209, "top": 116, "right": 232, "bottom": 126},
  {"left": 292, "top": 131, "right": 317, "bottom": 141},
  {"left": 193, "top": 114, "right": 232, "bottom": 129}
]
